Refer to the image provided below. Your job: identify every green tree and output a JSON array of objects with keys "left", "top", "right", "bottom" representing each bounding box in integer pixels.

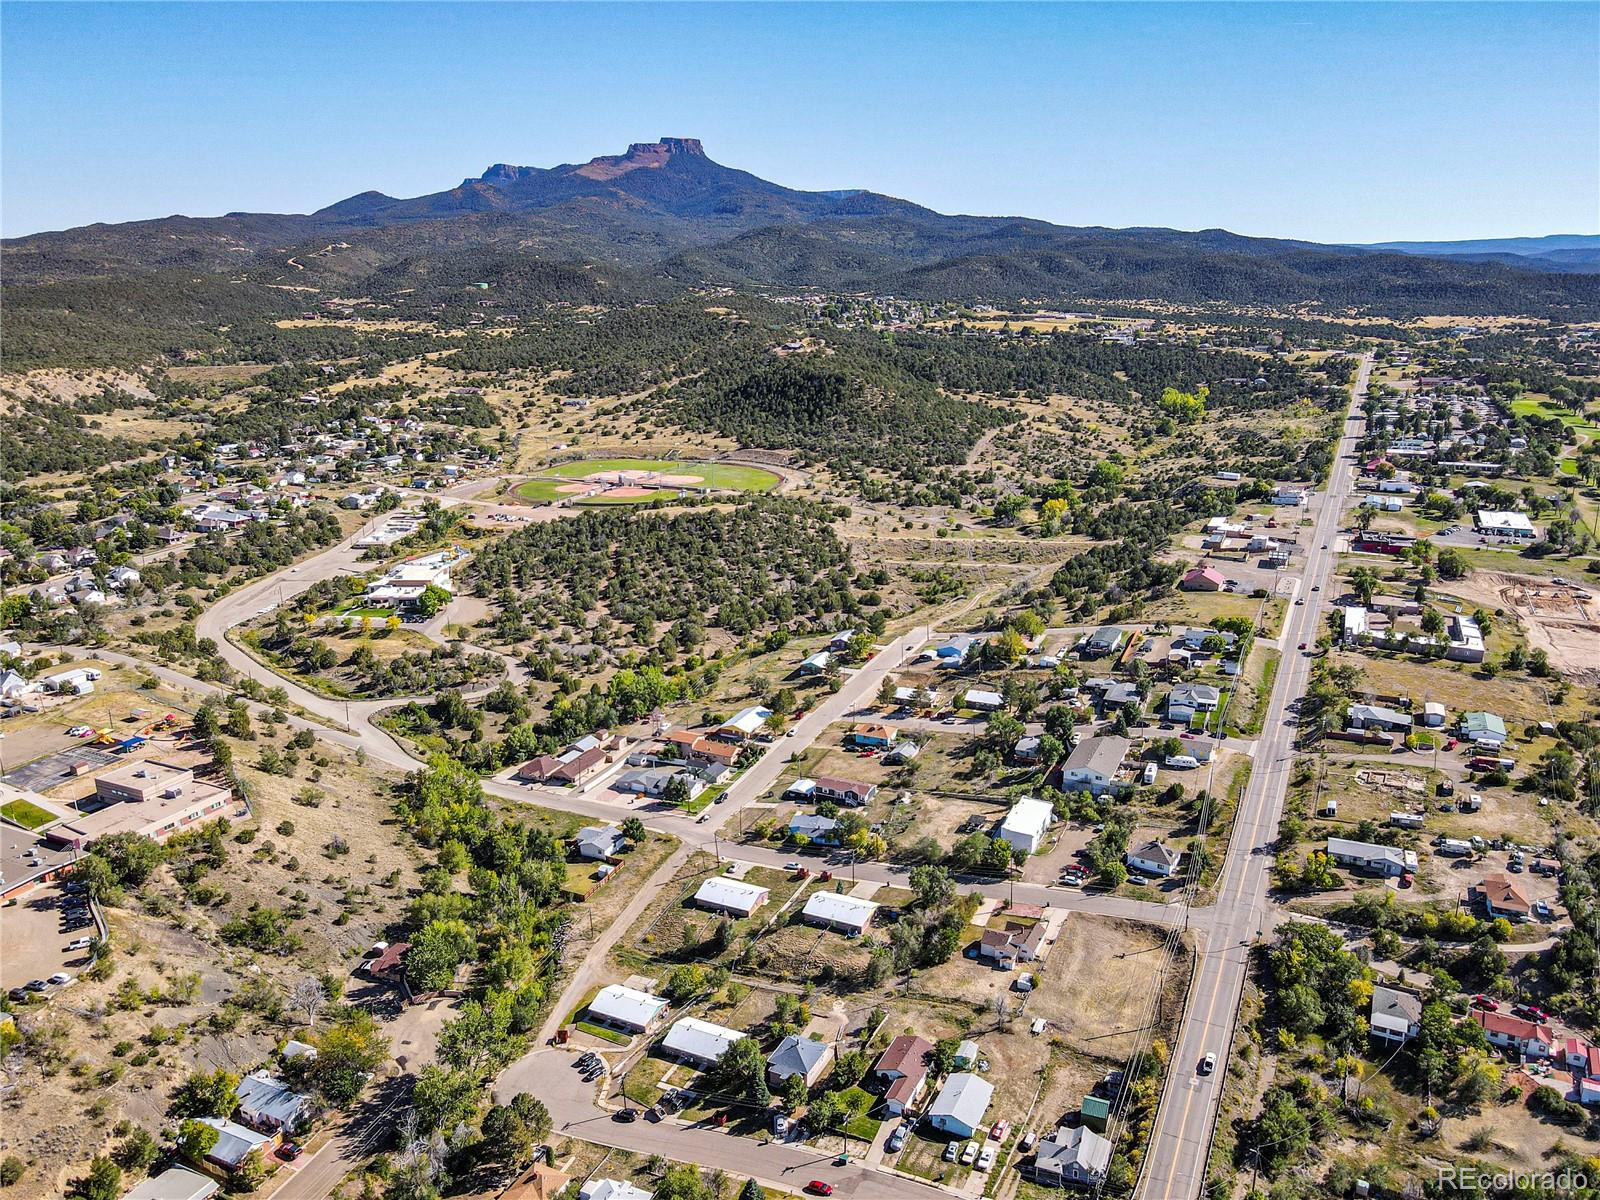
[
  {"left": 174, "top": 1120, "right": 219, "bottom": 1164},
  {"left": 309, "top": 1009, "right": 391, "bottom": 1106},
  {"left": 170, "top": 1067, "right": 240, "bottom": 1120},
  {"left": 71, "top": 1158, "right": 121, "bottom": 1200}
]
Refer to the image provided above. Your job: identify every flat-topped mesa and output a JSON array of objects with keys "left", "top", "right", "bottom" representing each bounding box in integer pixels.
[{"left": 573, "top": 137, "right": 707, "bottom": 180}]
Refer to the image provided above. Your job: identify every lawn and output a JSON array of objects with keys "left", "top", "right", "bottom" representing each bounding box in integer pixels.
[
  {"left": 515, "top": 458, "right": 780, "bottom": 504},
  {"left": 1509, "top": 395, "right": 1600, "bottom": 436},
  {"left": 0, "top": 798, "right": 57, "bottom": 830}
]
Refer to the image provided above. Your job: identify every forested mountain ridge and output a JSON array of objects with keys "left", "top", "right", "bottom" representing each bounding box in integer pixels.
[{"left": 5, "top": 137, "right": 1599, "bottom": 373}]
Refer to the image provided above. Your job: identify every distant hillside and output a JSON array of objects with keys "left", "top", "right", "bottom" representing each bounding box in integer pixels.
[
  {"left": 1360, "top": 234, "right": 1600, "bottom": 274},
  {"left": 5, "top": 138, "right": 1600, "bottom": 370}
]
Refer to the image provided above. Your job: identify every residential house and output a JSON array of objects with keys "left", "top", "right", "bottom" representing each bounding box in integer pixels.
[
  {"left": 1126, "top": 840, "right": 1181, "bottom": 878},
  {"left": 613, "top": 768, "right": 705, "bottom": 802},
  {"left": 926, "top": 1072, "right": 994, "bottom": 1139},
  {"left": 798, "top": 650, "right": 832, "bottom": 676},
  {"left": 1057, "top": 736, "right": 1132, "bottom": 796},
  {"left": 586, "top": 985, "right": 669, "bottom": 1034},
  {"left": 788, "top": 814, "right": 840, "bottom": 845},
  {"left": 1347, "top": 704, "right": 1414, "bottom": 734},
  {"left": 1167, "top": 682, "right": 1222, "bottom": 723},
  {"left": 1180, "top": 566, "right": 1226, "bottom": 592},
  {"left": 1029, "top": 1125, "right": 1113, "bottom": 1188},
  {"left": 661, "top": 730, "right": 739, "bottom": 769},
  {"left": 1013, "top": 735, "right": 1043, "bottom": 765},
  {"left": 235, "top": 1071, "right": 316, "bottom": 1133},
  {"left": 517, "top": 745, "right": 609, "bottom": 788},
  {"left": 123, "top": 1168, "right": 219, "bottom": 1200},
  {"left": 1421, "top": 702, "right": 1447, "bottom": 728},
  {"left": 1472, "top": 1010, "right": 1554, "bottom": 1058},
  {"left": 574, "top": 825, "right": 625, "bottom": 861},
  {"left": 366, "top": 942, "right": 410, "bottom": 983},
  {"left": 579, "top": 1182, "right": 651, "bottom": 1200},
  {"left": 194, "top": 1118, "right": 275, "bottom": 1173},
  {"left": 1081, "top": 627, "right": 1127, "bottom": 658},
  {"left": 801, "top": 892, "right": 878, "bottom": 935},
  {"left": 928, "top": 635, "right": 979, "bottom": 666},
  {"left": 1459, "top": 711, "right": 1508, "bottom": 748},
  {"left": 846, "top": 723, "right": 897, "bottom": 749},
  {"left": 716, "top": 706, "right": 772, "bottom": 741},
  {"left": 978, "top": 923, "right": 1047, "bottom": 968},
  {"left": 766, "top": 1035, "right": 834, "bottom": 1088},
  {"left": 1473, "top": 873, "right": 1532, "bottom": 921},
  {"left": 1369, "top": 986, "right": 1423, "bottom": 1044},
  {"left": 1101, "top": 681, "right": 1140, "bottom": 710},
  {"left": 812, "top": 776, "right": 878, "bottom": 807},
  {"left": 892, "top": 686, "right": 941, "bottom": 709},
  {"left": 1325, "top": 837, "right": 1417, "bottom": 878},
  {"left": 884, "top": 741, "right": 922, "bottom": 765},
  {"left": 692, "top": 877, "right": 769, "bottom": 918},
  {"left": 874, "top": 1035, "right": 933, "bottom": 1116},
  {"left": 660, "top": 1017, "right": 747, "bottom": 1069},
  {"left": 0, "top": 669, "right": 30, "bottom": 699},
  {"left": 962, "top": 688, "right": 1005, "bottom": 712},
  {"left": 998, "top": 796, "right": 1054, "bottom": 855}
]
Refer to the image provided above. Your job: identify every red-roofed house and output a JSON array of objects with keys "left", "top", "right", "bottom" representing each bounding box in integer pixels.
[
  {"left": 1473, "top": 874, "right": 1532, "bottom": 921},
  {"left": 874, "top": 1035, "right": 933, "bottom": 1116},
  {"left": 1471, "top": 1009, "right": 1554, "bottom": 1058},
  {"left": 1181, "top": 566, "right": 1226, "bottom": 593}
]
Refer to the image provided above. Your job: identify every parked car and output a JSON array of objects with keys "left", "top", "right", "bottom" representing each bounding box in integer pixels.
[
  {"left": 1533, "top": 900, "right": 1553, "bottom": 920},
  {"left": 278, "top": 1143, "right": 303, "bottom": 1161},
  {"left": 1512, "top": 1003, "right": 1549, "bottom": 1022},
  {"left": 65, "top": 937, "right": 94, "bottom": 951},
  {"left": 942, "top": 1142, "right": 959, "bottom": 1163},
  {"left": 24, "top": 979, "right": 47, "bottom": 992},
  {"left": 1471, "top": 995, "right": 1498, "bottom": 1011},
  {"left": 977, "top": 1146, "right": 997, "bottom": 1172},
  {"left": 989, "top": 1120, "right": 1010, "bottom": 1141},
  {"left": 960, "top": 1142, "right": 978, "bottom": 1166},
  {"left": 612, "top": 1108, "right": 637, "bottom": 1123},
  {"left": 46, "top": 973, "right": 71, "bottom": 986},
  {"left": 1019, "top": 1130, "right": 1038, "bottom": 1152},
  {"left": 887, "top": 1124, "right": 908, "bottom": 1153},
  {"left": 804, "top": 1183, "right": 834, "bottom": 1197}
]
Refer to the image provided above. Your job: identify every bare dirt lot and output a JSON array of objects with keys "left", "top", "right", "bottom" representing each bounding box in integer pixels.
[{"left": 1438, "top": 569, "right": 1600, "bottom": 683}]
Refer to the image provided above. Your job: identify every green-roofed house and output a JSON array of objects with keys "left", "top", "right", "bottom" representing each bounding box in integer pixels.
[
  {"left": 1459, "top": 711, "right": 1508, "bottom": 748},
  {"left": 1080, "top": 1094, "right": 1111, "bottom": 1133}
]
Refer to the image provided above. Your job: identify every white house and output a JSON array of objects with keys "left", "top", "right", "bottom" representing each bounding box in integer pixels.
[
  {"left": 235, "top": 1071, "right": 316, "bottom": 1133},
  {"left": 1475, "top": 510, "right": 1536, "bottom": 539},
  {"left": 693, "top": 877, "right": 770, "bottom": 917},
  {"left": 1167, "top": 682, "right": 1221, "bottom": 723},
  {"left": 587, "top": 984, "right": 669, "bottom": 1034},
  {"left": 660, "top": 1017, "right": 747, "bottom": 1069},
  {"left": 1057, "top": 736, "right": 1131, "bottom": 796},
  {"left": 1126, "top": 840, "right": 1181, "bottom": 878},
  {"left": 716, "top": 706, "right": 772, "bottom": 741},
  {"left": 579, "top": 1182, "right": 652, "bottom": 1200},
  {"left": 997, "top": 796, "right": 1054, "bottom": 855},
  {"left": 574, "top": 825, "right": 626, "bottom": 861},
  {"left": 801, "top": 891, "right": 879, "bottom": 936},
  {"left": 123, "top": 1169, "right": 219, "bottom": 1200},
  {"left": 1326, "top": 837, "right": 1417, "bottom": 878},
  {"left": 926, "top": 1071, "right": 994, "bottom": 1138},
  {"left": 962, "top": 688, "right": 1005, "bottom": 712},
  {"left": 1369, "top": 985, "right": 1423, "bottom": 1044}
]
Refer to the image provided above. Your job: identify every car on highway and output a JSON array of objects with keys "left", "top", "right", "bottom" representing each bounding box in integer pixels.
[
  {"left": 804, "top": 1183, "right": 833, "bottom": 1197},
  {"left": 1199, "top": 1051, "right": 1217, "bottom": 1074}
]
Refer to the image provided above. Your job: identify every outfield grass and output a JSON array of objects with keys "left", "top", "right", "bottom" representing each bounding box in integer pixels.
[
  {"left": 515, "top": 458, "right": 780, "bottom": 504},
  {"left": 0, "top": 798, "right": 57, "bottom": 830}
]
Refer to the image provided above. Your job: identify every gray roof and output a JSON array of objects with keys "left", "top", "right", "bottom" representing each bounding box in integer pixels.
[
  {"left": 1036, "top": 1124, "right": 1113, "bottom": 1178},
  {"left": 1086, "top": 626, "right": 1125, "bottom": 651},
  {"left": 235, "top": 1071, "right": 313, "bottom": 1128},
  {"left": 122, "top": 1169, "right": 218, "bottom": 1200},
  {"left": 1062, "top": 735, "right": 1130, "bottom": 778},
  {"left": 1103, "top": 682, "right": 1140, "bottom": 707},
  {"left": 767, "top": 1034, "right": 831, "bottom": 1080},
  {"left": 928, "top": 1071, "right": 993, "bottom": 1129},
  {"left": 1170, "top": 682, "right": 1222, "bottom": 707},
  {"left": 196, "top": 1117, "right": 272, "bottom": 1168},
  {"left": 1371, "top": 985, "right": 1423, "bottom": 1026}
]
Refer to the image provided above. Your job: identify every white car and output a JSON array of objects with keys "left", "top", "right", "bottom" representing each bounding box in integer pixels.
[
  {"left": 959, "top": 1142, "right": 978, "bottom": 1166},
  {"left": 65, "top": 937, "right": 94, "bottom": 951},
  {"left": 1200, "top": 1051, "right": 1218, "bottom": 1075},
  {"left": 976, "top": 1146, "right": 996, "bottom": 1172},
  {"left": 942, "top": 1142, "right": 959, "bottom": 1163},
  {"left": 47, "top": 972, "right": 72, "bottom": 986}
]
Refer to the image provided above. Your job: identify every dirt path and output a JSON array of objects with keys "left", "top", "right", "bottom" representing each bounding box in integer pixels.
[{"left": 1435, "top": 569, "right": 1600, "bottom": 682}]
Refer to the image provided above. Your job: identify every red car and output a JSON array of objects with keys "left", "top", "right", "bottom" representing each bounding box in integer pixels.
[
  {"left": 1512, "top": 1003, "right": 1549, "bottom": 1022},
  {"left": 1297, "top": 642, "right": 1307, "bottom": 650},
  {"left": 806, "top": 1184, "right": 834, "bottom": 1197},
  {"left": 278, "top": 1143, "right": 303, "bottom": 1161},
  {"left": 1471, "top": 995, "right": 1499, "bottom": 1011}
]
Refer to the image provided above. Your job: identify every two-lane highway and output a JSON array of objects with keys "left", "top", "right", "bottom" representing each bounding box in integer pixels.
[{"left": 1137, "top": 353, "right": 1373, "bottom": 1200}]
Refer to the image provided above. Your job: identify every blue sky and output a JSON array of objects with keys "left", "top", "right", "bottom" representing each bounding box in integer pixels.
[{"left": 4, "top": 2, "right": 1595, "bottom": 242}]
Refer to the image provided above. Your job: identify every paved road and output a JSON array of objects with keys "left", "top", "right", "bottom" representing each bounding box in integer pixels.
[
  {"left": 499, "top": 1048, "right": 950, "bottom": 1200},
  {"left": 1136, "top": 352, "right": 1373, "bottom": 1200}
]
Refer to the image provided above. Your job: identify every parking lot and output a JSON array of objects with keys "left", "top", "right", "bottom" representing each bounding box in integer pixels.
[{"left": 0, "top": 881, "right": 96, "bottom": 993}]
